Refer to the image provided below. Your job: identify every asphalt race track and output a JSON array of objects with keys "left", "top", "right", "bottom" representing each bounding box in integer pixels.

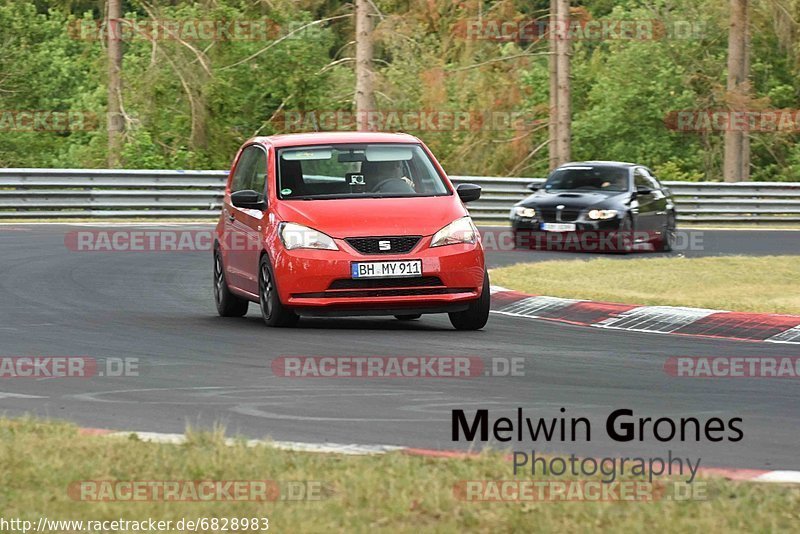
[
  {"left": 482, "top": 226, "right": 800, "bottom": 267},
  {"left": 1, "top": 224, "right": 799, "bottom": 471}
]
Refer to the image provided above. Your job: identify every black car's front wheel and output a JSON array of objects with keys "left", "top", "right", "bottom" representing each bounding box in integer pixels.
[
  {"left": 448, "top": 272, "right": 490, "bottom": 330},
  {"left": 258, "top": 255, "right": 299, "bottom": 327},
  {"left": 615, "top": 216, "right": 634, "bottom": 254},
  {"left": 513, "top": 229, "right": 527, "bottom": 249},
  {"left": 660, "top": 214, "right": 677, "bottom": 252},
  {"left": 213, "top": 249, "right": 249, "bottom": 317}
]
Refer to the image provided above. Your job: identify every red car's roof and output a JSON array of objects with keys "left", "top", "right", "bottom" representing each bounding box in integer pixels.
[{"left": 250, "top": 131, "right": 422, "bottom": 148}]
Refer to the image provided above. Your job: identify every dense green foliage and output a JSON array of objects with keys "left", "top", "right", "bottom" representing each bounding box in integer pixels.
[{"left": 1, "top": 0, "right": 798, "bottom": 180}]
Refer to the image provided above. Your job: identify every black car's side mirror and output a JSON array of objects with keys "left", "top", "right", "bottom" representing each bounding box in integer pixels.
[
  {"left": 231, "top": 189, "right": 267, "bottom": 210},
  {"left": 635, "top": 185, "right": 653, "bottom": 195},
  {"left": 527, "top": 183, "right": 541, "bottom": 191},
  {"left": 456, "top": 183, "right": 482, "bottom": 203}
]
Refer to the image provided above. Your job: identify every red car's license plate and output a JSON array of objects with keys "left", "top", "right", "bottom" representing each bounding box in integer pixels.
[{"left": 351, "top": 260, "right": 423, "bottom": 279}]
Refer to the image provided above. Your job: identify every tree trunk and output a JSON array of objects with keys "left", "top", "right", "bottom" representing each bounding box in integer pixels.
[
  {"left": 555, "top": 0, "right": 571, "bottom": 165},
  {"left": 107, "top": 0, "right": 123, "bottom": 167},
  {"left": 741, "top": 8, "right": 750, "bottom": 181},
  {"left": 548, "top": 0, "right": 559, "bottom": 170},
  {"left": 723, "top": 0, "right": 749, "bottom": 182},
  {"left": 354, "top": 0, "right": 375, "bottom": 130}
]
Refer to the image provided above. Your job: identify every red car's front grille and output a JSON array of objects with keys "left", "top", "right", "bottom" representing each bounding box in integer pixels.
[
  {"left": 345, "top": 236, "right": 421, "bottom": 255},
  {"left": 328, "top": 277, "right": 444, "bottom": 290},
  {"left": 292, "top": 287, "right": 471, "bottom": 299}
]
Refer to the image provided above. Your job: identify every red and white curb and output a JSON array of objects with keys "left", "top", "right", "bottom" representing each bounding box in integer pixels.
[
  {"left": 78, "top": 428, "right": 800, "bottom": 485},
  {"left": 489, "top": 286, "right": 800, "bottom": 344}
]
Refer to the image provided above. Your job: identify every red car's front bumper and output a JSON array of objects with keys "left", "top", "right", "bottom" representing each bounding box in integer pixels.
[{"left": 271, "top": 236, "right": 485, "bottom": 315}]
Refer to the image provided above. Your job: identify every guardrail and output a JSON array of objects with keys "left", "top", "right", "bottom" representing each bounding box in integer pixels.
[{"left": 2, "top": 168, "right": 800, "bottom": 224}]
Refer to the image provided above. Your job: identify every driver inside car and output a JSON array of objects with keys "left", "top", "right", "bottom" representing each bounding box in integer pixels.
[{"left": 360, "top": 160, "right": 416, "bottom": 193}]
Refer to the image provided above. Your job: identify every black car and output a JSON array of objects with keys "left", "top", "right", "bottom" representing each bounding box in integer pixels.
[{"left": 509, "top": 161, "right": 677, "bottom": 253}]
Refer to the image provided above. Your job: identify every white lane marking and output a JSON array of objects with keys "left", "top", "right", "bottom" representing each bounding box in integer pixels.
[
  {"left": 106, "top": 430, "right": 403, "bottom": 455},
  {"left": 595, "top": 306, "right": 722, "bottom": 333},
  {"left": 69, "top": 386, "right": 228, "bottom": 403},
  {"left": 70, "top": 386, "right": 427, "bottom": 406},
  {"left": 110, "top": 431, "right": 186, "bottom": 444},
  {"left": 753, "top": 471, "right": 800, "bottom": 483},
  {"left": 489, "top": 285, "right": 511, "bottom": 294},
  {"left": 230, "top": 404, "right": 446, "bottom": 423},
  {"left": 496, "top": 295, "right": 584, "bottom": 318},
  {"left": 267, "top": 441, "right": 404, "bottom": 455},
  {"left": 98, "top": 429, "right": 800, "bottom": 482},
  {"left": 0, "top": 391, "right": 47, "bottom": 399},
  {"left": 0, "top": 323, "right": 55, "bottom": 330}
]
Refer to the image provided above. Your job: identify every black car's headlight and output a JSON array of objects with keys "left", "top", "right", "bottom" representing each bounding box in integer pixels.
[
  {"left": 587, "top": 209, "right": 618, "bottom": 220},
  {"left": 512, "top": 206, "right": 537, "bottom": 218}
]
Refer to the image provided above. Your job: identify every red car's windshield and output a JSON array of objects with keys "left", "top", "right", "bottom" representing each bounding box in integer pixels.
[{"left": 277, "top": 143, "right": 451, "bottom": 199}]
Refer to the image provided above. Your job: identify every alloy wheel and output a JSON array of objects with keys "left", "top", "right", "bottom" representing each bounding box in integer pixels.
[{"left": 260, "top": 262, "right": 273, "bottom": 318}]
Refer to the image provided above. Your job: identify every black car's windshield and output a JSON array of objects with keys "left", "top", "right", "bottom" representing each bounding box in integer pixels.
[
  {"left": 544, "top": 166, "right": 630, "bottom": 192},
  {"left": 277, "top": 144, "right": 450, "bottom": 199}
]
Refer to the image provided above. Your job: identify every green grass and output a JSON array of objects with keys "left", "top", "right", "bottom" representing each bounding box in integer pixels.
[
  {"left": 491, "top": 256, "right": 800, "bottom": 315},
  {"left": 0, "top": 418, "right": 799, "bottom": 532}
]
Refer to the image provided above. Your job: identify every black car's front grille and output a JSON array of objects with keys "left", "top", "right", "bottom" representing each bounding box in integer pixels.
[
  {"left": 329, "top": 277, "right": 444, "bottom": 290},
  {"left": 538, "top": 208, "right": 581, "bottom": 222},
  {"left": 345, "top": 236, "right": 421, "bottom": 255}
]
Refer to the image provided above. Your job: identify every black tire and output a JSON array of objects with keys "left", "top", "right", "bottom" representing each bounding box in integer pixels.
[
  {"left": 660, "top": 214, "right": 676, "bottom": 252},
  {"left": 513, "top": 230, "right": 525, "bottom": 249},
  {"left": 448, "top": 271, "right": 490, "bottom": 331},
  {"left": 615, "top": 216, "right": 634, "bottom": 254},
  {"left": 395, "top": 314, "right": 422, "bottom": 321},
  {"left": 258, "top": 255, "right": 299, "bottom": 327},
  {"left": 213, "top": 249, "right": 249, "bottom": 317}
]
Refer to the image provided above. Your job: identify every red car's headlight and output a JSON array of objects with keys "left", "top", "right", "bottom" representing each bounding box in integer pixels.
[
  {"left": 430, "top": 217, "right": 479, "bottom": 247},
  {"left": 279, "top": 222, "right": 339, "bottom": 251}
]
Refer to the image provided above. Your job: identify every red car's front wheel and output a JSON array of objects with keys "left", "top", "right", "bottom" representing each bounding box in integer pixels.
[
  {"left": 259, "top": 255, "right": 299, "bottom": 327},
  {"left": 448, "top": 271, "right": 490, "bottom": 330}
]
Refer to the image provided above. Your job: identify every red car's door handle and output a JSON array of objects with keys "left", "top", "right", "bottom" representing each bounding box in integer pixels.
[{"left": 227, "top": 211, "right": 235, "bottom": 222}]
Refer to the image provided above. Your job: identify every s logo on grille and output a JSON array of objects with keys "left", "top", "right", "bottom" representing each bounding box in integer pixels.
[{"left": 378, "top": 240, "right": 391, "bottom": 251}]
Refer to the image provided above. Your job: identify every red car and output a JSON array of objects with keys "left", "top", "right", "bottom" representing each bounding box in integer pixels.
[{"left": 213, "top": 132, "right": 489, "bottom": 330}]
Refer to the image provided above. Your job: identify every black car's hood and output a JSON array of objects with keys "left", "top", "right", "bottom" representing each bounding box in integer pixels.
[{"left": 517, "top": 189, "right": 630, "bottom": 210}]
